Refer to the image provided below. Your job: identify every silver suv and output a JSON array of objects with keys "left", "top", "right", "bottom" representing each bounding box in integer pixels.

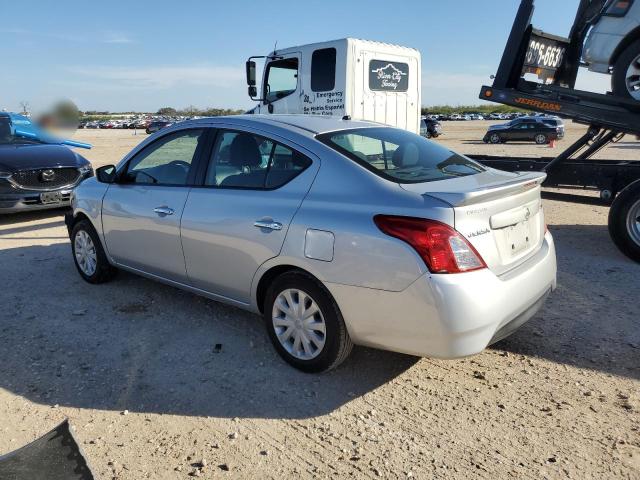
[{"left": 583, "top": 0, "right": 640, "bottom": 100}]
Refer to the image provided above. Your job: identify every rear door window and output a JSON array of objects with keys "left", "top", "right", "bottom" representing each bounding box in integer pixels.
[
  {"left": 266, "top": 144, "right": 312, "bottom": 188},
  {"left": 311, "top": 48, "right": 336, "bottom": 92},
  {"left": 205, "top": 130, "right": 311, "bottom": 189}
]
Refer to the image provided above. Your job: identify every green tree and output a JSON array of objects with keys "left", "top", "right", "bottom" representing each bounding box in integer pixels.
[{"left": 157, "top": 107, "right": 177, "bottom": 116}]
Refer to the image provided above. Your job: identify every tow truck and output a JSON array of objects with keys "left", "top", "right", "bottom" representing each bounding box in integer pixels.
[{"left": 473, "top": 0, "right": 640, "bottom": 262}]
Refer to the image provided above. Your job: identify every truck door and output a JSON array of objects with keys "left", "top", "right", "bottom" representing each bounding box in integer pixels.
[
  {"left": 262, "top": 53, "right": 301, "bottom": 114},
  {"left": 357, "top": 51, "right": 420, "bottom": 133}
]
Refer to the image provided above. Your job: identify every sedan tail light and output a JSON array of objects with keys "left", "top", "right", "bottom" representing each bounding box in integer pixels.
[{"left": 374, "top": 215, "right": 487, "bottom": 274}]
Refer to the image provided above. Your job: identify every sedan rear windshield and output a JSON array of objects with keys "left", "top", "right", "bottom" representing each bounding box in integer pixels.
[{"left": 317, "top": 127, "right": 484, "bottom": 183}]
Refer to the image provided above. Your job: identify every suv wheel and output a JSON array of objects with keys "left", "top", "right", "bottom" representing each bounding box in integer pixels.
[
  {"left": 534, "top": 133, "right": 548, "bottom": 145},
  {"left": 71, "top": 219, "right": 117, "bottom": 284},
  {"left": 612, "top": 39, "right": 640, "bottom": 102},
  {"left": 264, "top": 271, "right": 353, "bottom": 373}
]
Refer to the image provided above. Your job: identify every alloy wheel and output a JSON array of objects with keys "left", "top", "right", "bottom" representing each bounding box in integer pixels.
[
  {"left": 535, "top": 134, "right": 547, "bottom": 144},
  {"left": 625, "top": 53, "right": 640, "bottom": 101},
  {"left": 272, "top": 288, "right": 326, "bottom": 360}
]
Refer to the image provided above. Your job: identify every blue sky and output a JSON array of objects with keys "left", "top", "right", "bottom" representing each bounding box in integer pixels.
[{"left": 1, "top": 0, "right": 609, "bottom": 112}]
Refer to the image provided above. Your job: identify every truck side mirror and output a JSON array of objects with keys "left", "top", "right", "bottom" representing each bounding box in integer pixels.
[
  {"left": 246, "top": 61, "right": 256, "bottom": 86},
  {"left": 248, "top": 85, "right": 257, "bottom": 98}
]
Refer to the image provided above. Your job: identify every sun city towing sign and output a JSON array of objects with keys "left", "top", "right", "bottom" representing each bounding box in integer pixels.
[{"left": 369, "top": 61, "right": 409, "bottom": 91}]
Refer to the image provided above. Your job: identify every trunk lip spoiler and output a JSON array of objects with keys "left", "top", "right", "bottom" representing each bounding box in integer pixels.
[{"left": 413, "top": 171, "right": 546, "bottom": 207}]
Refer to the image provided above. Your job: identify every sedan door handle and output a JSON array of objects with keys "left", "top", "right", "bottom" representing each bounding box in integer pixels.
[
  {"left": 254, "top": 220, "right": 283, "bottom": 231},
  {"left": 153, "top": 206, "right": 175, "bottom": 216}
]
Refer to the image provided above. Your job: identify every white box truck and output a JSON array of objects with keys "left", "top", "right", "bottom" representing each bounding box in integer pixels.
[{"left": 245, "top": 38, "right": 422, "bottom": 133}]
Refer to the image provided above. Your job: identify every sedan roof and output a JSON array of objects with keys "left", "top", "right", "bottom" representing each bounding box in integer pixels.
[{"left": 191, "top": 114, "right": 382, "bottom": 137}]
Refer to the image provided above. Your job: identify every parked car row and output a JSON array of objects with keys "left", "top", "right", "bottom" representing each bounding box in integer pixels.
[
  {"left": 79, "top": 116, "right": 194, "bottom": 133},
  {"left": 427, "top": 112, "right": 556, "bottom": 121}
]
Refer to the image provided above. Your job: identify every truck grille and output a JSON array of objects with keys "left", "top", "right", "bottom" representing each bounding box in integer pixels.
[{"left": 11, "top": 168, "right": 81, "bottom": 190}]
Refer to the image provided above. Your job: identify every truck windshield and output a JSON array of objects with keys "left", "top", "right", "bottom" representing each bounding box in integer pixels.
[
  {"left": 317, "top": 127, "right": 485, "bottom": 184},
  {"left": 265, "top": 58, "right": 298, "bottom": 103}
]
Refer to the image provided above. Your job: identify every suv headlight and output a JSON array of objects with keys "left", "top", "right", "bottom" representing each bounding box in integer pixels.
[{"left": 78, "top": 165, "right": 93, "bottom": 176}]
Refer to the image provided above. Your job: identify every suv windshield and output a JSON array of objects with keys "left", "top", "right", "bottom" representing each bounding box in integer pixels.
[
  {"left": 0, "top": 115, "right": 48, "bottom": 145},
  {"left": 317, "top": 127, "right": 484, "bottom": 184},
  {"left": 0, "top": 117, "right": 44, "bottom": 145}
]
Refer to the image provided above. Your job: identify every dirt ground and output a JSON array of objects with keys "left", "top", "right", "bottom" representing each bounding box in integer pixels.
[{"left": 0, "top": 121, "right": 638, "bottom": 479}]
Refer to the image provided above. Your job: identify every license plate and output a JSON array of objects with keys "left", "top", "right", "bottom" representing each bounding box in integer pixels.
[
  {"left": 522, "top": 29, "right": 569, "bottom": 82},
  {"left": 505, "top": 221, "right": 531, "bottom": 256},
  {"left": 40, "top": 191, "right": 62, "bottom": 204}
]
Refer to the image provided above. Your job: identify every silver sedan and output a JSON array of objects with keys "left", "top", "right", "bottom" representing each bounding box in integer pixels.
[{"left": 66, "top": 115, "right": 557, "bottom": 372}]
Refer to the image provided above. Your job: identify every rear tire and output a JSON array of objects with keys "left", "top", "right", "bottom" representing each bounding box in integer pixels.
[
  {"left": 71, "top": 219, "right": 117, "bottom": 284},
  {"left": 609, "top": 180, "right": 640, "bottom": 263},
  {"left": 535, "top": 133, "right": 548, "bottom": 145},
  {"left": 612, "top": 39, "right": 640, "bottom": 102},
  {"left": 263, "top": 271, "right": 353, "bottom": 373}
]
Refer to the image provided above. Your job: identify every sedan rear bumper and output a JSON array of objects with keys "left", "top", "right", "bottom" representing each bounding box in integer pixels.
[{"left": 326, "top": 232, "right": 557, "bottom": 359}]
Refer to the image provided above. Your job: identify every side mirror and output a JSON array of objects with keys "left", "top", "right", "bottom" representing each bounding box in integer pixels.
[
  {"left": 96, "top": 165, "right": 117, "bottom": 184},
  {"left": 246, "top": 60, "right": 256, "bottom": 86},
  {"left": 248, "top": 85, "right": 257, "bottom": 98}
]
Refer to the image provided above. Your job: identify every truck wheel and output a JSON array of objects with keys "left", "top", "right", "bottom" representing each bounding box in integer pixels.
[
  {"left": 608, "top": 179, "right": 640, "bottom": 262},
  {"left": 612, "top": 39, "right": 640, "bottom": 101},
  {"left": 534, "top": 133, "right": 548, "bottom": 145},
  {"left": 489, "top": 133, "right": 502, "bottom": 144}
]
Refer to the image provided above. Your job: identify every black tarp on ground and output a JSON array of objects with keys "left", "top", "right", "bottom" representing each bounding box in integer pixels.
[{"left": 0, "top": 419, "right": 94, "bottom": 479}]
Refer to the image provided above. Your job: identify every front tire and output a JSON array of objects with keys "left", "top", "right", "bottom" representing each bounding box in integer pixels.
[
  {"left": 263, "top": 271, "right": 353, "bottom": 373},
  {"left": 489, "top": 133, "right": 502, "bottom": 144},
  {"left": 608, "top": 180, "right": 640, "bottom": 262},
  {"left": 612, "top": 39, "right": 640, "bottom": 102},
  {"left": 535, "top": 133, "right": 548, "bottom": 145},
  {"left": 71, "top": 219, "right": 117, "bottom": 283}
]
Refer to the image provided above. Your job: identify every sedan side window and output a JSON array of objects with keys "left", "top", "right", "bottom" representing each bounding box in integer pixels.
[
  {"left": 124, "top": 129, "right": 204, "bottom": 185},
  {"left": 205, "top": 130, "right": 311, "bottom": 189},
  {"left": 266, "top": 144, "right": 312, "bottom": 188}
]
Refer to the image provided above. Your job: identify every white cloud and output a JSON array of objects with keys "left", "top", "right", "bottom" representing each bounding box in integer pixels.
[
  {"left": 103, "top": 32, "right": 134, "bottom": 44},
  {"left": 67, "top": 64, "right": 244, "bottom": 90},
  {"left": 422, "top": 71, "right": 494, "bottom": 106},
  {"left": 0, "top": 27, "right": 82, "bottom": 42},
  {"left": 422, "top": 69, "right": 614, "bottom": 106}
]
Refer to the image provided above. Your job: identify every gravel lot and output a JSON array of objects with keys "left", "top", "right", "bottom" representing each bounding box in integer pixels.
[{"left": 1, "top": 122, "right": 638, "bottom": 479}]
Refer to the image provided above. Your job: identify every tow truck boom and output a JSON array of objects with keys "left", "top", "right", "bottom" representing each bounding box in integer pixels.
[{"left": 472, "top": 0, "right": 640, "bottom": 262}]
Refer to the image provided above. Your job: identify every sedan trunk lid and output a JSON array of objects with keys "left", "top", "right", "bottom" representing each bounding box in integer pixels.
[{"left": 400, "top": 169, "right": 546, "bottom": 276}]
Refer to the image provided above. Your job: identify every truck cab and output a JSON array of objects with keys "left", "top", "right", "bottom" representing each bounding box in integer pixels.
[{"left": 245, "top": 38, "right": 421, "bottom": 133}]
